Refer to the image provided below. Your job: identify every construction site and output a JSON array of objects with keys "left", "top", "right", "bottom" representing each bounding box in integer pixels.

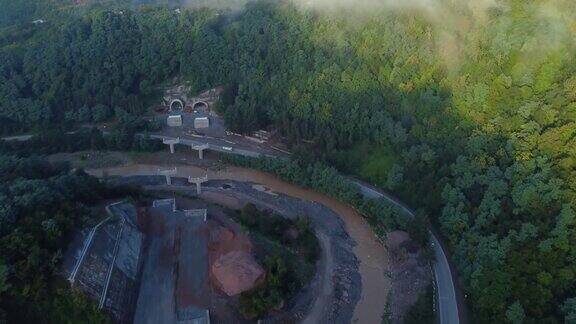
[
  {"left": 63, "top": 202, "right": 144, "bottom": 323},
  {"left": 151, "top": 84, "right": 290, "bottom": 158},
  {"left": 61, "top": 162, "right": 370, "bottom": 324},
  {"left": 52, "top": 81, "right": 427, "bottom": 323},
  {"left": 62, "top": 200, "right": 211, "bottom": 324}
]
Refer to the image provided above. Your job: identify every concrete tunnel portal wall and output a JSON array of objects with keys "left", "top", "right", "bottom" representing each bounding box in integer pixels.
[
  {"left": 192, "top": 101, "right": 208, "bottom": 111},
  {"left": 170, "top": 99, "right": 184, "bottom": 112}
]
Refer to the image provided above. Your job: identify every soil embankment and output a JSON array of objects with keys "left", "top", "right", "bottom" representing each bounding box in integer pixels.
[{"left": 87, "top": 164, "right": 390, "bottom": 323}]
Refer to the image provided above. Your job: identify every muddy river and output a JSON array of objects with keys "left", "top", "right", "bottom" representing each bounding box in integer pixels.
[{"left": 87, "top": 164, "right": 390, "bottom": 324}]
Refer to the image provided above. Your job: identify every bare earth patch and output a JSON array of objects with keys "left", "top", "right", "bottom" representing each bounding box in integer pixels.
[
  {"left": 208, "top": 225, "right": 264, "bottom": 296},
  {"left": 386, "top": 231, "right": 433, "bottom": 323}
]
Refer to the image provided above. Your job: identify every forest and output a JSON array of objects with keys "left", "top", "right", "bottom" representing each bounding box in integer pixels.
[
  {"left": 0, "top": 0, "right": 575, "bottom": 322},
  {"left": 0, "top": 156, "right": 121, "bottom": 322}
]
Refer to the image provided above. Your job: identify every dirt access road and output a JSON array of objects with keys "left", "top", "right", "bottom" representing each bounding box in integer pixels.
[
  {"left": 87, "top": 164, "right": 390, "bottom": 324},
  {"left": 302, "top": 231, "right": 334, "bottom": 324}
]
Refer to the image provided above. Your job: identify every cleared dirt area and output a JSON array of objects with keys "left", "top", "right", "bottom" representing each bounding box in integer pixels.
[
  {"left": 386, "top": 231, "right": 433, "bottom": 323},
  {"left": 208, "top": 225, "right": 264, "bottom": 297},
  {"left": 86, "top": 163, "right": 390, "bottom": 323}
]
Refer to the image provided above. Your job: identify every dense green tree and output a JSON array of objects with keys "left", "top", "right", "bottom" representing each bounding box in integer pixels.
[
  {"left": 1, "top": 1, "right": 575, "bottom": 322},
  {"left": 0, "top": 156, "right": 114, "bottom": 322},
  {"left": 506, "top": 301, "right": 526, "bottom": 324},
  {"left": 563, "top": 298, "right": 576, "bottom": 324}
]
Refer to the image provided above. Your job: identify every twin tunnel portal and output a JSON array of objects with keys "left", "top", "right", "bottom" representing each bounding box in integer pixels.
[{"left": 169, "top": 98, "right": 208, "bottom": 112}]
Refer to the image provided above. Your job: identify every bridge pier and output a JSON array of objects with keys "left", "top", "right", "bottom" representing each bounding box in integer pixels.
[
  {"left": 191, "top": 144, "right": 209, "bottom": 159},
  {"left": 188, "top": 174, "right": 208, "bottom": 194},
  {"left": 162, "top": 137, "right": 180, "bottom": 154},
  {"left": 158, "top": 168, "right": 177, "bottom": 185}
]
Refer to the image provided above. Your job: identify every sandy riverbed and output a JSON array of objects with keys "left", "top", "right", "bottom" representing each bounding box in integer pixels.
[{"left": 86, "top": 164, "right": 390, "bottom": 324}]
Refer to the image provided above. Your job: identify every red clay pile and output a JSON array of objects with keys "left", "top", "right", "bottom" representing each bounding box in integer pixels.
[{"left": 208, "top": 225, "right": 264, "bottom": 296}]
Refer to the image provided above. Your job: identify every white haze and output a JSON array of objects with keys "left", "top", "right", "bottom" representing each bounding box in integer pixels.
[{"left": 292, "top": 0, "right": 576, "bottom": 72}]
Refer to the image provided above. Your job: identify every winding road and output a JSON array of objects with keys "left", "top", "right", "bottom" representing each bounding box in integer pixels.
[{"left": 353, "top": 180, "right": 461, "bottom": 324}]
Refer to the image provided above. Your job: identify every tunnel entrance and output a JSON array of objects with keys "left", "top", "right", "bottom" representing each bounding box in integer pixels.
[
  {"left": 192, "top": 101, "right": 208, "bottom": 112},
  {"left": 170, "top": 99, "right": 184, "bottom": 112}
]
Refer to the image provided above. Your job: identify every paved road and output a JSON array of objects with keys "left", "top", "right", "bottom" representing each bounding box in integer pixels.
[
  {"left": 353, "top": 180, "right": 461, "bottom": 324},
  {"left": 1, "top": 131, "right": 279, "bottom": 157},
  {"left": 148, "top": 134, "right": 279, "bottom": 159}
]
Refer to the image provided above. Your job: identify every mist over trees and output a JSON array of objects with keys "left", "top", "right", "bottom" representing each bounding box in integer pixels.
[{"left": 0, "top": 0, "right": 575, "bottom": 322}]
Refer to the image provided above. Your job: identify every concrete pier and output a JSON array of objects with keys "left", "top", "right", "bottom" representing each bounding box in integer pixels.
[
  {"left": 162, "top": 138, "right": 180, "bottom": 154},
  {"left": 191, "top": 144, "right": 209, "bottom": 159},
  {"left": 158, "top": 168, "right": 178, "bottom": 185},
  {"left": 188, "top": 175, "right": 208, "bottom": 194}
]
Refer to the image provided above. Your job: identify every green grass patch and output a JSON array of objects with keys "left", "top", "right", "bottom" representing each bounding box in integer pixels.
[
  {"left": 331, "top": 142, "right": 398, "bottom": 187},
  {"left": 357, "top": 145, "right": 397, "bottom": 186}
]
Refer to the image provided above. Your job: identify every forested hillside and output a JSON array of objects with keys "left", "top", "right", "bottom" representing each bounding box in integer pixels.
[
  {"left": 1, "top": 0, "right": 575, "bottom": 322},
  {"left": 0, "top": 157, "right": 115, "bottom": 323}
]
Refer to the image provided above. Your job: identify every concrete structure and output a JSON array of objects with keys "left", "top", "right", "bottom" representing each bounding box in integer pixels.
[
  {"left": 163, "top": 137, "right": 181, "bottom": 154},
  {"left": 184, "top": 209, "right": 207, "bottom": 222},
  {"left": 63, "top": 202, "right": 144, "bottom": 323},
  {"left": 99, "top": 214, "right": 126, "bottom": 309},
  {"left": 149, "top": 134, "right": 271, "bottom": 159},
  {"left": 162, "top": 137, "right": 209, "bottom": 159},
  {"left": 152, "top": 198, "right": 176, "bottom": 211},
  {"left": 158, "top": 168, "right": 178, "bottom": 185},
  {"left": 194, "top": 117, "right": 210, "bottom": 129},
  {"left": 167, "top": 115, "right": 183, "bottom": 127},
  {"left": 162, "top": 85, "right": 221, "bottom": 114},
  {"left": 191, "top": 143, "right": 209, "bottom": 159},
  {"left": 192, "top": 101, "right": 209, "bottom": 111},
  {"left": 169, "top": 99, "right": 184, "bottom": 112},
  {"left": 68, "top": 212, "right": 114, "bottom": 284},
  {"left": 188, "top": 175, "right": 208, "bottom": 194}
]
